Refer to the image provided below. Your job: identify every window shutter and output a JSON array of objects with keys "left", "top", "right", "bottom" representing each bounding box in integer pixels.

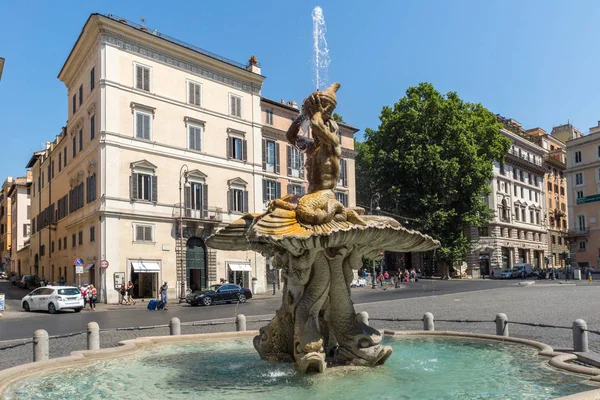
[
  {"left": 79, "top": 183, "right": 84, "bottom": 207},
  {"left": 227, "top": 190, "right": 232, "bottom": 212},
  {"left": 136, "top": 66, "right": 143, "bottom": 90},
  {"left": 276, "top": 182, "right": 281, "bottom": 199},
  {"left": 342, "top": 159, "right": 348, "bottom": 187},
  {"left": 287, "top": 184, "right": 292, "bottom": 196},
  {"left": 287, "top": 145, "right": 292, "bottom": 176},
  {"left": 85, "top": 176, "right": 89, "bottom": 203},
  {"left": 188, "top": 127, "right": 194, "bottom": 150},
  {"left": 275, "top": 143, "right": 281, "bottom": 174},
  {"left": 184, "top": 186, "right": 191, "bottom": 217},
  {"left": 300, "top": 153, "right": 305, "bottom": 179},
  {"left": 243, "top": 190, "right": 249, "bottom": 213},
  {"left": 136, "top": 113, "right": 143, "bottom": 138},
  {"left": 230, "top": 96, "right": 236, "bottom": 116},
  {"left": 242, "top": 140, "right": 248, "bottom": 161},
  {"left": 136, "top": 225, "right": 144, "bottom": 241},
  {"left": 236, "top": 97, "right": 242, "bottom": 117},
  {"left": 301, "top": 185, "right": 306, "bottom": 196},
  {"left": 188, "top": 82, "right": 193, "bottom": 104},
  {"left": 262, "top": 139, "right": 266, "bottom": 170},
  {"left": 151, "top": 176, "right": 158, "bottom": 203},
  {"left": 202, "top": 184, "right": 208, "bottom": 219},
  {"left": 144, "top": 115, "right": 150, "bottom": 140},
  {"left": 143, "top": 67, "right": 150, "bottom": 91},
  {"left": 145, "top": 226, "right": 153, "bottom": 242},
  {"left": 262, "top": 180, "right": 267, "bottom": 202},
  {"left": 195, "top": 84, "right": 201, "bottom": 106},
  {"left": 131, "top": 173, "right": 138, "bottom": 200},
  {"left": 226, "top": 137, "right": 231, "bottom": 159}
]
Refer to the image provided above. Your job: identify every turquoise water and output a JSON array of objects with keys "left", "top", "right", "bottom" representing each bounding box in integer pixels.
[{"left": 4, "top": 336, "right": 594, "bottom": 400}]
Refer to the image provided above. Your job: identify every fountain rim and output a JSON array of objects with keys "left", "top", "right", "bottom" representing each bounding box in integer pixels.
[{"left": 1, "top": 329, "right": 599, "bottom": 399}]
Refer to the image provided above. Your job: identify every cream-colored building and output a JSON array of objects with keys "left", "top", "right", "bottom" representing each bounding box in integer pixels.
[
  {"left": 527, "top": 128, "right": 569, "bottom": 268},
  {"left": 469, "top": 118, "right": 548, "bottom": 273},
  {"left": 566, "top": 121, "right": 600, "bottom": 270},
  {"left": 27, "top": 14, "right": 357, "bottom": 304},
  {"left": 7, "top": 172, "right": 32, "bottom": 275}
]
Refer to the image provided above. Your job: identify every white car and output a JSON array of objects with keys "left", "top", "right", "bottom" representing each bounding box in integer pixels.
[{"left": 21, "top": 286, "right": 84, "bottom": 314}]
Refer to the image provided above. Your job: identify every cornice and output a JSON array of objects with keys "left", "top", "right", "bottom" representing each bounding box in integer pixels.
[{"left": 101, "top": 31, "right": 260, "bottom": 95}]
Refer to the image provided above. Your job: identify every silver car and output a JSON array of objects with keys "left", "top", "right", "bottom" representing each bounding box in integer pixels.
[{"left": 21, "top": 286, "right": 84, "bottom": 314}]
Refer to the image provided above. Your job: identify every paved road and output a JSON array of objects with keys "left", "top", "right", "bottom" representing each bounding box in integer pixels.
[{"left": 0, "top": 278, "right": 526, "bottom": 341}]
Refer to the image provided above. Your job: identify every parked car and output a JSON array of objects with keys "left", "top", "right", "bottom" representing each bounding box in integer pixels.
[
  {"left": 500, "top": 269, "right": 513, "bottom": 279},
  {"left": 514, "top": 263, "right": 533, "bottom": 277},
  {"left": 0, "top": 271, "right": 7, "bottom": 279},
  {"left": 350, "top": 278, "right": 367, "bottom": 288},
  {"left": 186, "top": 284, "right": 252, "bottom": 306},
  {"left": 21, "top": 286, "right": 84, "bottom": 314},
  {"left": 18, "top": 275, "right": 40, "bottom": 290}
]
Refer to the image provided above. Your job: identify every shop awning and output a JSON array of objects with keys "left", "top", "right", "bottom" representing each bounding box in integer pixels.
[
  {"left": 229, "top": 263, "right": 251, "bottom": 272},
  {"left": 85, "top": 263, "right": 95, "bottom": 270},
  {"left": 131, "top": 261, "right": 161, "bottom": 273}
]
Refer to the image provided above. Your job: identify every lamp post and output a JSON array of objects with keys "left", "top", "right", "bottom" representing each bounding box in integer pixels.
[
  {"left": 178, "top": 164, "right": 190, "bottom": 303},
  {"left": 370, "top": 193, "right": 381, "bottom": 289}
]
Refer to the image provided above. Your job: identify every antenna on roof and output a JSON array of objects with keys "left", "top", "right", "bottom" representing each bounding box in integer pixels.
[{"left": 140, "top": 17, "right": 146, "bottom": 26}]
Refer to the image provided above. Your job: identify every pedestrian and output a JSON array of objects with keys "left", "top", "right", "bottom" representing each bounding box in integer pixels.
[
  {"left": 377, "top": 273, "right": 384, "bottom": 288},
  {"left": 127, "top": 281, "right": 136, "bottom": 305},
  {"left": 88, "top": 284, "right": 97, "bottom": 311},
  {"left": 404, "top": 270, "right": 409, "bottom": 283},
  {"left": 119, "top": 283, "right": 127, "bottom": 305},
  {"left": 160, "top": 281, "right": 168, "bottom": 310},
  {"left": 80, "top": 283, "right": 88, "bottom": 309},
  {"left": 60, "top": 276, "right": 66, "bottom": 286},
  {"left": 588, "top": 270, "right": 593, "bottom": 283},
  {"left": 383, "top": 271, "right": 389, "bottom": 284}
]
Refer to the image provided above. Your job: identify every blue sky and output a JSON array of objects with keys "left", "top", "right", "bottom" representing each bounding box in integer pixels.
[{"left": 1, "top": 0, "right": 600, "bottom": 180}]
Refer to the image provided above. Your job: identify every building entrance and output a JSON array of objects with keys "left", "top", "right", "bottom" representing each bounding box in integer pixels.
[{"left": 186, "top": 237, "right": 207, "bottom": 291}]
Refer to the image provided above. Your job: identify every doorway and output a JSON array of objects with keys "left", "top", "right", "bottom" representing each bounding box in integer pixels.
[
  {"left": 186, "top": 237, "right": 207, "bottom": 291},
  {"left": 131, "top": 270, "right": 158, "bottom": 298},
  {"left": 228, "top": 263, "right": 251, "bottom": 288}
]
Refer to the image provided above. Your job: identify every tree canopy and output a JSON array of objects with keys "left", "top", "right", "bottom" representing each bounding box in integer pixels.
[
  {"left": 333, "top": 113, "right": 345, "bottom": 123},
  {"left": 357, "top": 82, "right": 511, "bottom": 263}
]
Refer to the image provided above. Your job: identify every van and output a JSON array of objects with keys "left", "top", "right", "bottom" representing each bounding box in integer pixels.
[{"left": 514, "top": 263, "right": 533, "bottom": 277}]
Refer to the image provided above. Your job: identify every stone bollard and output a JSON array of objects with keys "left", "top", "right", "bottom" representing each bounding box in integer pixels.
[
  {"left": 573, "top": 319, "right": 589, "bottom": 352},
  {"left": 87, "top": 322, "right": 100, "bottom": 351},
  {"left": 495, "top": 313, "right": 509, "bottom": 337},
  {"left": 423, "top": 312, "right": 435, "bottom": 331},
  {"left": 170, "top": 317, "right": 181, "bottom": 336},
  {"left": 236, "top": 314, "right": 246, "bottom": 332},
  {"left": 356, "top": 311, "right": 369, "bottom": 326},
  {"left": 33, "top": 329, "right": 49, "bottom": 362}
]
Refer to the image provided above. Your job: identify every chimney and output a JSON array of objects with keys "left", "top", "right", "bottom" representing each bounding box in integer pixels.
[
  {"left": 290, "top": 101, "right": 298, "bottom": 109},
  {"left": 246, "top": 55, "right": 261, "bottom": 74}
]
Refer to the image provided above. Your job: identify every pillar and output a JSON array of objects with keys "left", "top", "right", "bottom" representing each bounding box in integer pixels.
[
  {"left": 236, "top": 314, "right": 246, "bottom": 331},
  {"left": 495, "top": 313, "right": 509, "bottom": 337},
  {"left": 87, "top": 322, "right": 100, "bottom": 350},
  {"left": 423, "top": 312, "right": 434, "bottom": 331},
  {"left": 33, "top": 329, "right": 49, "bottom": 362},
  {"left": 573, "top": 319, "right": 589, "bottom": 352},
  {"left": 170, "top": 317, "right": 181, "bottom": 336}
]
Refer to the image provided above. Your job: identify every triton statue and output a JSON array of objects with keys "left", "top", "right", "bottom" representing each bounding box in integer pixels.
[{"left": 207, "top": 83, "right": 440, "bottom": 373}]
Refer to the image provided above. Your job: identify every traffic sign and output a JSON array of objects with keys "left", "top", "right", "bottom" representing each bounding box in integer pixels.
[
  {"left": 75, "top": 266, "right": 84, "bottom": 274},
  {"left": 74, "top": 258, "right": 84, "bottom": 266},
  {"left": 100, "top": 260, "right": 109, "bottom": 269}
]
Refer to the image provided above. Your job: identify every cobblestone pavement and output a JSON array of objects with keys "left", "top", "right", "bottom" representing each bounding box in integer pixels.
[{"left": 1, "top": 283, "right": 599, "bottom": 371}]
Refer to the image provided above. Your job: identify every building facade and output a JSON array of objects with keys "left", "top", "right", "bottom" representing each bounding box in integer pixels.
[
  {"left": 566, "top": 122, "right": 600, "bottom": 270},
  {"left": 26, "top": 14, "right": 357, "bottom": 303},
  {"left": 527, "top": 128, "right": 569, "bottom": 268},
  {"left": 7, "top": 172, "right": 32, "bottom": 275},
  {"left": 469, "top": 118, "right": 548, "bottom": 273}
]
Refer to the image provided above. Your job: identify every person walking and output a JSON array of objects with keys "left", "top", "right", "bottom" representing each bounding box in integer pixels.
[
  {"left": 80, "top": 283, "right": 88, "bottom": 309},
  {"left": 159, "top": 281, "right": 168, "bottom": 310},
  {"left": 588, "top": 270, "right": 593, "bottom": 283},
  {"left": 88, "top": 284, "right": 97, "bottom": 311},
  {"left": 377, "top": 273, "right": 384, "bottom": 288},
  {"left": 119, "top": 283, "right": 127, "bottom": 305},
  {"left": 127, "top": 281, "right": 136, "bottom": 305}
]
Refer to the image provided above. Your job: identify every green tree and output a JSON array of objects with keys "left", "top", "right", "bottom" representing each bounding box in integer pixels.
[
  {"left": 333, "top": 113, "right": 345, "bottom": 123},
  {"left": 358, "top": 82, "right": 511, "bottom": 266}
]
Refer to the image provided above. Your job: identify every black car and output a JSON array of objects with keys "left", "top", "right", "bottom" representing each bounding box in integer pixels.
[{"left": 186, "top": 284, "right": 252, "bottom": 306}]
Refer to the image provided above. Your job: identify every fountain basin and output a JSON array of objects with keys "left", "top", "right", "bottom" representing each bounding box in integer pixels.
[{"left": 1, "top": 331, "right": 598, "bottom": 399}]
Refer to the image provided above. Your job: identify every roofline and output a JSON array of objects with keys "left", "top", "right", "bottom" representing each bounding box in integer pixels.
[
  {"left": 26, "top": 151, "right": 45, "bottom": 168},
  {"left": 261, "top": 96, "right": 360, "bottom": 133},
  {"left": 59, "top": 14, "right": 265, "bottom": 82}
]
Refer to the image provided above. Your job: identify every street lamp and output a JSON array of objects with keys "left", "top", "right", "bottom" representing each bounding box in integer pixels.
[{"left": 178, "top": 164, "right": 190, "bottom": 303}]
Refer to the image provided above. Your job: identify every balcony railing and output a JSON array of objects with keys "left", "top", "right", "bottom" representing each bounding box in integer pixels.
[
  {"left": 568, "top": 228, "right": 589, "bottom": 236},
  {"left": 507, "top": 147, "right": 543, "bottom": 167},
  {"left": 172, "top": 203, "right": 223, "bottom": 222}
]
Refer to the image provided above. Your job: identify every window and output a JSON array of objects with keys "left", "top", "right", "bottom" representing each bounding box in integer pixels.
[
  {"left": 335, "top": 192, "right": 348, "bottom": 207},
  {"left": 513, "top": 185, "right": 517, "bottom": 196},
  {"left": 90, "top": 67, "right": 95, "bottom": 91},
  {"left": 574, "top": 151, "right": 582, "bottom": 164},
  {"left": 338, "top": 159, "right": 348, "bottom": 187},
  {"left": 513, "top": 168, "right": 517, "bottom": 180},
  {"left": 558, "top": 237, "right": 562, "bottom": 245},
  {"left": 528, "top": 190, "right": 532, "bottom": 201},
  {"left": 135, "top": 64, "right": 150, "bottom": 91},
  {"left": 520, "top": 187, "right": 524, "bottom": 198},
  {"left": 69, "top": 183, "right": 85, "bottom": 213},
  {"left": 263, "top": 139, "right": 279, "bottom": 173},
  {"left": 227, "top": 136, "right": 247, "bottom": 161},
  {"left": 63, "top": 237, "right": 66, "bottom": 249},
  {"left": 263, "top": 179, "right": 281, "bottom": 202},
  {"left": 90, "top": 114, "right": 95, "bottom": 140},
  {"left": 287, "top": 145, "right": 303, "bottom": 178},
  {"left": 288, "top": 184, "right": 305, "bottom": 197},
  {"left": 575, "top": 172, "right": 584, "bottom": 186},
  {"left": 188, "top": 124, "right": 202, "bottom": 151},
  {"left": 577, "top": 190, "right": 584, "bottom": 199},
  {"left": 51, "top": 241, "right": 55, "bottom": 253},
  {"left": 535, "top": 192, "right": 538, "bottom": 202},
  {"left": 58, "top": 239, "right": 62, "bottom": 250},
  {"left": 134, "top": 224, "right": 154, "bottom": 242},
  {"left": 521, "top": 208, "right": 526, "bottom": 222},
  {"left": 72, "top": 135, "right": 77, "bottom": 158},
  {"left": 78, "top": 128, "right": 83, "bottom": 151},
  {"left": 27, "top": 205, "right": 30, "bottom": 219},
  {"left": 41, "top": 172, "right": 45, "bottom": 188},
  {"left": 535, "top": 211, "right": 540, "bottom": 225},
  {"left": 530, "top": 210, "right": 534, "bottom": 223},
  {"left": 265, "top": 109, "right": 274, "bottom": 125},
  {"left": 59, "top": 152, "right": 62, "bottom": 172},
  {"left": 534, "top": 176, "right": 539, "bottom": 187},
  {"left": 72, "top": 233, "right": 76, "bottom": 248},
  {"left": 135, "top": 111, "right": 151, "bottom": 140},
  {"left": 528, "top": 174, "right": 532, "bottom": 185},
  {"left": 86, "top": 174, "right": 96, "bottom": 203},
  {"left": 547, "top": 181, "right": 552, "bottom": 192},
  {"left": 40, "top": 245, "right": 45, "bottom": 256},
  {"left": 188, "top": 81, "right": 201, "bottom": 106},
  {"left": 72, "top": 94, "right": 76, "bottom": 114},
  {"left": 552, "top": 235, "right": 556, "bottom": 245},
  {"left": 63, "top": 148, "right": 67, "bottom": 167},
  {"left": 90, "top": 226, "right": 95, "bottom": 242},
  {"left": 579, "top": 241, "right": 586, "bottom": 250},
  {"left": 514, "top": 205, "right": 519, "bottom": 221},
  {"left": 78, "top": 231, "right": 83, "bottom": 245},
  {"left": 578, "top": 215, "right": 586, "bottom": 232},
  {"left": 519, "top": 170, "right": 524, "bottom": 182},
  {"left": 228, "top": 188, "right": 248, "bottom": 213},
  {"left": 186, "top": 182, "right": 208, "bottom": 212},
  {"left": 79, "top": 84, "right": 83, "bottom": 106},
  {"left": 229, "top": 94, "right": 242, "bottom": 118},
  {"left": 560, "top": 187, "right": 565, "bottom": 196},
  {"left": 131, "top": 173, "right": 156, "bottom": 202}
]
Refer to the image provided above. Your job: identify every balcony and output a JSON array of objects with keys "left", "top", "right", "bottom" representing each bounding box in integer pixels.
[
  {"left": 568, "top": 228, "right": 589, "bottom": 238},
  {"left": 172, "top": 203, "right": 223, "bottom": 222}
]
